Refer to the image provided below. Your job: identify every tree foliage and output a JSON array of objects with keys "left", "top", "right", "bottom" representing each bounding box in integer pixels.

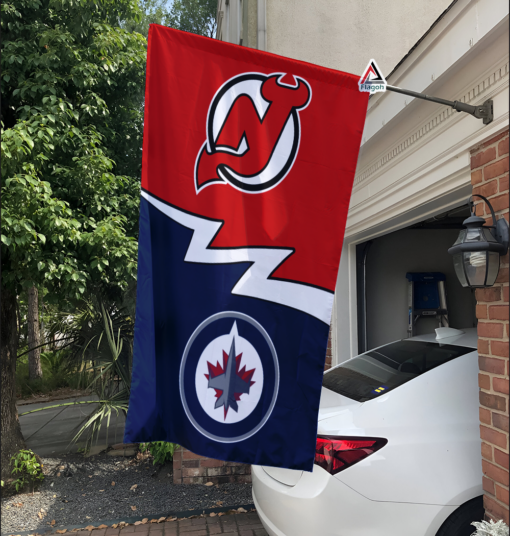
[
  {"left": 167, "top": 0, "right": 217, "bottom": 38},
  {"left": 1, "top": 0, "right": 146, "bottom": 306},
  {"left": 124, "top": 0, "right": 217, "bottom": 38}
]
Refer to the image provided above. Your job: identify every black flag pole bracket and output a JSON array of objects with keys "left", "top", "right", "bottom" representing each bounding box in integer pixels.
[{"left": 386, "top": 85, "right": 494, "bottom": 125}]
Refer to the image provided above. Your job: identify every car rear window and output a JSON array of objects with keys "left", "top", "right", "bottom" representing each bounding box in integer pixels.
[{"left": 322, "top": 340, "right": 473, "bottom": 403}]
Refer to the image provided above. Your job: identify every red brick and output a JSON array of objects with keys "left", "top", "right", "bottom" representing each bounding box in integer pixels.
[
  {"left": 480, "top": 392, "right": 507, "bottom": 412},
  {"left": 478, "top": 339, "right": 490, "bottom": 355},
  {"left": 491, "top": 341, "right": 509, "bottom": 358},
  {"left": 471, "top": 169, "right": 483, "bottom": 186},
  {"left": 479, "top": 373, "right": 491, "bottom": 390},
  {"left": 503, "top": 286, "right": 509, "bottom": 302},
  {"left": 483, "top": 475, "right": 496, "bottom": 494},
  {"left": 494, "top": 377, "right": 510, "bottom": 395},
  {"left": 182, "top": 450, "right": 207, "bottom": 460},
  {"left": 476, "top": 287, "right": 502, "bottom": 302},
  {"left": 482, "top": 459, "right": 510, "bottom": 486},
  {"left": 489, "top": 305, "right": 510, "bottom": 320},
  {"left": 480, "top": 425, "right": 508, "bottom": 449},
  {"left": 200, "top": 459, "right": 224, "bottom": 468},
  {"left": 484, "top": 495, "right": 510, "bottom": 525},
  {"left": 178, "top": 528, "right": 207, "bottom": 536},
  {"left": 472, "top": 147, "right": 497, "bottom": 169},
  {"left": 500, "top": 174, "right": 509, "bottom": 193},
  {"left": 499, "top": 138, "right": 509, "bottom": 157},
  {"left": 474, "top": 180, "right": 499, "bottom": 198},
  {"left": 479, "top": 356, "right": 507, "bottom": 374},
  {"left": 477, "top": 305, "right": 488, "bottom": 319},
  {"left": 478, "top": 322, "right": 504, "bottom": 339},
  {"left": 496, "top": 484, "right": 509, "bottom": 505},
  {"left": 488, "top": 196, "right": 510, "bottom": 216},
  {"left": 480, "top": 406, "right": 492, "bottom": 424},
  {"left": 480, "top": 132, "right": 508, "bottom": 149},
  {"left": 484, "top": 158, "right": 510, "bottom": 181},
  {"left": 493, "top": 412, "right": 509, "bottom": 433},
  {"left": 496, "top": 267, "right": 509, "bottom": 284},
  {"left": 495, "top": 448, "right": 510, "bottom": 470},
  {"left": 475, "top": 201, "right": 485, "bottom": 217},
  {"left": 182, "top": 467, "right": 206, "bottom": 477},
  {"left": 482, "top": 441, "right": 493, "bottom": 460},
  {"left": 471, "top": 169, "right": 483, "bottom": 185},
  {"left": 182, "top": 460, "right": 200, "bottom": 469}
]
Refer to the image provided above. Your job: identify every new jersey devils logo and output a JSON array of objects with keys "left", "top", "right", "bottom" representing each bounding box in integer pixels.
[{"left": 195, "top": 72, "right": 312, "bottom": 194}]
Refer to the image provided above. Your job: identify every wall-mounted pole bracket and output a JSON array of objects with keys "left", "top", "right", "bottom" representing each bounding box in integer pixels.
[{"left": 386, "top": 85, "right": 494, "bottom": 125}]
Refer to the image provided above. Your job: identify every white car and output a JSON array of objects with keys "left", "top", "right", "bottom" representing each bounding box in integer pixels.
[{"left": 252, "top": 327, "right": 483, "bottom": 536}]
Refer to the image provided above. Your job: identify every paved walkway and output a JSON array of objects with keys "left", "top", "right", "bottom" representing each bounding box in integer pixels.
[
  {"left": 18, "top": 396, "right": 125, "bottom": 456},
  {"left": 44, "top": 513, "right": 268, "bottom": 536}
]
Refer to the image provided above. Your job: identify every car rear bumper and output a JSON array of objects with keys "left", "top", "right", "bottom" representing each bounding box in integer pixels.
[{"left": 252, "top": 464, "right": 455, "bottom": 536}]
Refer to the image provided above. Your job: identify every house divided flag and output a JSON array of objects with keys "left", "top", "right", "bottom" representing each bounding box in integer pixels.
[{"left": 124, "top": 25, "right": 369, "bottom": 471}]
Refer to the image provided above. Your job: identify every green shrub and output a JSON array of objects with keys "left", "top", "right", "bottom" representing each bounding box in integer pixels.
[
  {"left": 15, "top": 351, "right": 88, "bottom": 399},
  {"left": 11, "top": 449, "right": 44, "bottom": 493},
  {"left": 40, "top": 350, "right": 69, "bottom": 376},
  {"left": 140, "top": 442, "right": 178, "bottom": 465}
]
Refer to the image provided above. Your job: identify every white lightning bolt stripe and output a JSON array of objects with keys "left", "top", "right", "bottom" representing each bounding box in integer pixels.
[{"left": 142, "top": 190, "right": 333, "bottom": 325}]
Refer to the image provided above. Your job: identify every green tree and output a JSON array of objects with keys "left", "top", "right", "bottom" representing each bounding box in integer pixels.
[
  {"left": 123, "top": 0, "right": 171, "bottom": 38},
  {"left": 0, "top": 0, "right": 146, "bottom": 479},
  {"left": 167, "top": 0, "right": 217, "bottom": 37},
  {"left": 124, "top": 0, "right": 218, "bottom": 39}
]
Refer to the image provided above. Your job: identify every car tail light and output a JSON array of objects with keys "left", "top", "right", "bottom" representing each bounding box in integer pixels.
[{"left": 314, "top": 436, "right": 387, "bottom": 475}]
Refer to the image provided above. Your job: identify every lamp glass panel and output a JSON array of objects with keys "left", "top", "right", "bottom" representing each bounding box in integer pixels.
[
  {"left": 453, "top": 230, "right": 466, "bottom": 246},
  {"left": 453, "top": 253, "right": 468, "bottom": 287},
  {"left": 464, "top": 251, "right": 487, "bottom": 287},
  {"left": 465, "top": 229, "right": 483, "bottom": 242},
  {"left": 485, "top": 251, "right": 500, "bottom": 286},
  {"left": 482, "top": 228, "right": 499, "bottom": 244}
]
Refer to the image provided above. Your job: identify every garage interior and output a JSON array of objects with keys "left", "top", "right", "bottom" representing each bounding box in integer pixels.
[{"left": 356, "top": 204, "right": 478, "bottom": 353}]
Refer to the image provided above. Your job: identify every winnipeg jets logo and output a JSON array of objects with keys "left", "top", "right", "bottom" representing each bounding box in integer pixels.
[
  {"left": 180, "top": 312, "right": 279, "bottom": 442},
  {"left": 195, "top": 72, "right": 312, "bottom": 194},
  {"left": 205, "top": 322, "right": 257, "bottom": 421}
]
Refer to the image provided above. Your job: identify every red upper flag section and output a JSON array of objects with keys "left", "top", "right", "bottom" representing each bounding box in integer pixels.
[{"left": 142, "top": 26, "right": 368, "bottom": 292}]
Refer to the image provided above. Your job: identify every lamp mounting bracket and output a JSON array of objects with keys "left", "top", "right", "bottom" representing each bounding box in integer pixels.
[{"left": 386, "top": 85, "right": 494, "bottom": 125}]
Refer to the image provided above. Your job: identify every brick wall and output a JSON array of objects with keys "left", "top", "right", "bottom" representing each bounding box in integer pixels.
[
  {"left": 471, "top": 130, "right": 509, "bottom": 524},
  {"left": 173, "top": 447, "right": 251, "bottom": 485}
]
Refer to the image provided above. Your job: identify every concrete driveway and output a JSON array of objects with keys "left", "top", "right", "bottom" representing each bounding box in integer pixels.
[{"left": 17, "top": 395, "right": 126, "bottom": 457}]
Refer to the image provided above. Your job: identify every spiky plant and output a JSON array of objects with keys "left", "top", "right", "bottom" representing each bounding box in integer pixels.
[{"left": 471, "top": 519, "right": 510, "bottom": 536}]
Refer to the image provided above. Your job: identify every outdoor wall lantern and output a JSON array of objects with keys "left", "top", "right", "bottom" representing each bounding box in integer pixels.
[{"left": 448, "top": 195, "right": 509, "bottom": 288}]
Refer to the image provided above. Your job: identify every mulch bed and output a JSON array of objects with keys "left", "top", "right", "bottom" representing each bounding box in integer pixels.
[{"left": 1, "top": 451, "right": 253, "bottom": 535}]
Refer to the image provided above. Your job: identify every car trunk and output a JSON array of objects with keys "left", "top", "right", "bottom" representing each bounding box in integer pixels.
[{"left": 261, "top": 389, "right": 362, "bottom": 486}]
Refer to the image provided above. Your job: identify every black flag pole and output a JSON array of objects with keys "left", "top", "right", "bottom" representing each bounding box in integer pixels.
[{"left": 385, "top": 85, "right": 494, "bottom": 125}]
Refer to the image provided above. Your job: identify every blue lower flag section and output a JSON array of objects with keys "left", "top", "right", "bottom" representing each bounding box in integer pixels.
[{"left": 124, "top": 197, "right": 329, "bottom": 470}]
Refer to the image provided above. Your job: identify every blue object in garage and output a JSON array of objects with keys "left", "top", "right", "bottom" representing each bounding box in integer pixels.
[{"left": 406, "top": 273, "right": 448, "bottom": 337}]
